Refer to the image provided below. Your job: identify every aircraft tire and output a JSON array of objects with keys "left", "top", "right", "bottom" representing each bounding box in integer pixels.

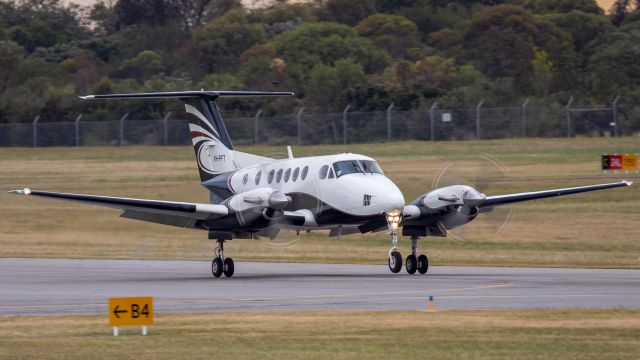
[
  {"left": 212, "top": 257, "right": 223, "bottom": 278},
  {"left": 406, "top": 254, "right": 417, "bottom": 274},
  {"left": 417, "top": 254, "right": 429, "bottom": 274},
  {"left": 388, "top": 251, "right": 402, "bottom": 273},
  {"left": 223, "top": 258, "right": 235, "bottom": 277}
]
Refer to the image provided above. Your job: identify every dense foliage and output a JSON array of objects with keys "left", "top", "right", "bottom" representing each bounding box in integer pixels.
[{"left": 0, "top": 0, "right": 639, "bottom": 122}]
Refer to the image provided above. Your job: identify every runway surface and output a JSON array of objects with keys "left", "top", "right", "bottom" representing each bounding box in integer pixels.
[{"left": 1, "top": 258, "right": 639, "bottom": 316}]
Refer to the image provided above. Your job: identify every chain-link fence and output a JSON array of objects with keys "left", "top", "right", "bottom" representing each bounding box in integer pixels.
[{"left": 0, "top": 102, "right": 638, "bottom": 147}]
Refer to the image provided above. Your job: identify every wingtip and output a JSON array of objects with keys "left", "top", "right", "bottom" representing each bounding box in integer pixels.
[
  {"left": 623, "top": 180, "right": 633, "bottom": 186},
  {"left": 8, "top": 188, "right": 31, "bottom": 195},
  {"left": 79, "top": 95, "right": 95, "bottom": 100}
]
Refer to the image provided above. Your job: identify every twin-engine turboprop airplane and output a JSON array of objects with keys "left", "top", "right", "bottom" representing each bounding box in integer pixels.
[{"left": 10, "top": 90, "right": 632, "bottom": 277}]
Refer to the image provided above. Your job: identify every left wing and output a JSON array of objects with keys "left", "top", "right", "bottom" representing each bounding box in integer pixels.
[
  {"left": 8, "top": 188, "right": 228, "bottom": 229},
  {"left": 479, "top": 180, "right": 632, "bottom": 208}
]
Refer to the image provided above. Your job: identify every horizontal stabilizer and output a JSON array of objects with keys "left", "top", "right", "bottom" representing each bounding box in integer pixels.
[{"left": 80, "top": 90, "right": 294, "bottom": 100}]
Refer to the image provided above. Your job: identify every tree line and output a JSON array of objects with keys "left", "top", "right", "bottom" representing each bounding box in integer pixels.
[{"left": 0, "top": 0, "right": 639, "bottom": 123}]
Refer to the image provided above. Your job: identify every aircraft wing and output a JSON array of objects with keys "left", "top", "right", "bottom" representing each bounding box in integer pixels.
[
  {"left": 8, "top": 188, "right": 228, "bottom": 229},
  {"left": 479, "top": 180, "right": 632, "bottom": 208}
]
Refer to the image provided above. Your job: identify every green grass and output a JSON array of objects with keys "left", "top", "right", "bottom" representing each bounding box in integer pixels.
[
  {"left": 1, "top": 137, "right": 639, "bottom": 268},
  {"left": 1, "top": 309, "right": 639, "bottom": 359}
]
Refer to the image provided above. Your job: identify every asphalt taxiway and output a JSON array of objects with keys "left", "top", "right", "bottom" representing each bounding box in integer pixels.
[{"left": 1, "top": 258, "right": 639, "bottom": 316}]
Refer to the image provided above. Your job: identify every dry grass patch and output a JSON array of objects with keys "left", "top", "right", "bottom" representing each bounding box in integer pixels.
[{"left": 1, "top": 309, "right": 639, "bottom": 359}]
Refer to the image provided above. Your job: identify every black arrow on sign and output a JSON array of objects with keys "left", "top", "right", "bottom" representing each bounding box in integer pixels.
[{"left": 113, "top": 305, "right": 127, "bottom": 318}]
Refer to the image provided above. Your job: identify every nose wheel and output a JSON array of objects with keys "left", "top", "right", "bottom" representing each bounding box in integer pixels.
[
  {"left": 386, "top": 211, "right": 403, "bottom": 273},
  {"left": 212, "top": 240, "right": 234, "bottom": 278}
]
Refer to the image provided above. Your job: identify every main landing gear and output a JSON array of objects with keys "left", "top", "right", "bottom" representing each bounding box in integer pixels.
[
  {"left": 408, "top": 236, "right": 429, "bottom": 275},
  {"left": 211, "top": 240, "right": 234, "bottom": 278},
  {"left": 386, "top": 212, "right": 429, "bottom": 275}
]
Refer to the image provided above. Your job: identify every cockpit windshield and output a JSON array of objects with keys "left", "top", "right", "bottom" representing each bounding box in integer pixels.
[
  {"left": 360, "top": 160, "right": 384, "bottom": 175},
  {"left": 332, "top": 160, "right": 384, "bottom": 177},
  {"left": 333, "top": 160, "right": 364, "bottom": 177}
]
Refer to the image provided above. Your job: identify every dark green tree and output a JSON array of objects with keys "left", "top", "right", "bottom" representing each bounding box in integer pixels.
[
  {"left": 355, "top": 14, "right": 420, "bottom": 59},
  {"left": 323, "top": 0, "right": 375, "bottom": 26},
  {"left": 464, "top": 5, "right": 578, "bottom": 93},
  {"left": 525, "top": 0, "right": 603, "bottom": 15},
  {"left": 544, "top": 10, "right": 615, "bottom": 52},
  {"left": 192, "top": 9, "right": 266, "bottom": 73},
  {"left": 274, "top": 22, "right": 390, "bottom": 74}
]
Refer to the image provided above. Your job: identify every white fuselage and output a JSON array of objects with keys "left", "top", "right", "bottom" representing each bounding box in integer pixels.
[{"left": 226, "top": 153, "right": 405, "bottom": 225}]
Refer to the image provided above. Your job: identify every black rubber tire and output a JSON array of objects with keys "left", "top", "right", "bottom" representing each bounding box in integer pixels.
[
  {"left": 417, "top": 254, "right": 429, "bottom": 274},
  {"left": 211, "top": 257, "right": 223, "bottom": 278},
  {"left": 223, "top": 258, "right": 235, "bottom": 278},
  {"left": 388, "top": 251, "right": 402, "bottom": 273},
  {"left": 406, "top": 254, "right": 417, "bottom": 274}
]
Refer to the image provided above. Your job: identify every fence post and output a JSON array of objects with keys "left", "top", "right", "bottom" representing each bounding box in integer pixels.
[
  {"left": 74, "top": 114, "right": 83, "bottom": 147},
  {"left": 430, "top": 102, "right": 438, "bottom": 141},
  {"left": 342, "top": 104, "right": 351, "bottom": 144},
  {"left": 565, "top": 97, "right": 574, "bottom": 138},
  {"left": 32, "top": 115, "right": 40, "bottom": 147},
  {"left": 254, "top": 109, "right": 262, "bottom": 145},
  {"left": 296, "top": 107, "right": 304, "bottom": 145},
  {"left": 386, "top": 103, "right": 394, "bottom": 141},
  {"left": 162, "top": 112, "right": 171, "bottom": 146},
  {"left": 475, "top": 100, "right": 484, "bottom": 140},
  {"left": 521, "top": 98, "right": 529, "bottom": 138},
  {"left": 119, "top": 113, "right": 129, "bottom": 146},
  {"left": 612, "top": 95, "right": 620, "bottom": 137}
]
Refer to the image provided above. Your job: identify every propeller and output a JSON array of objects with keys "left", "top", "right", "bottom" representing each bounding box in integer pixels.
[{"left": 431, "top": 153, "right": 514, "bottom": 242}]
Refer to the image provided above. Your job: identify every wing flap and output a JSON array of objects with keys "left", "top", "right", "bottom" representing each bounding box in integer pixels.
[
  {"left": 120, "top": 210, "right": 202, "bottom": 229},
  {"left": 480, "top": 180, "right": 632, "bottom": 208}
]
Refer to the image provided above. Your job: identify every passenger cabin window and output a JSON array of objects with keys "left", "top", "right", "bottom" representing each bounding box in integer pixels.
[
  {"left": 255, "top": 171, "right": 262, "bottom": 185},
  {"left": 276, "top": 169, "right": 283, "bottom": 183},
  {"left": 242, "top": 173, "right": 248, "bottom": 185},
  {"left": 361, "top": 160, "right": 384, "bottom": 175},
  {"left": 301, "top": 166, "right": 309, "bottom": 180},
  {"left": 292, "top": 167, "right": 300, "bottom": 182},
  {"left": 333, "top": 160, "right": 364, "bottom": 177},
  {"left": 284, "top": 168, "right": 291, "bottom": 182},
  {"left": 319, "top": 165, "right": 329, "bottom": 179},
  {"left": 268, "top": 169, "right": 275, "bottom": 184}
]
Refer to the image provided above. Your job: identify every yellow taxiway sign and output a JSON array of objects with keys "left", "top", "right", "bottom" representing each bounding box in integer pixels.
[{"left": 108, "top": 297, "right": 153, "bottom": 327}]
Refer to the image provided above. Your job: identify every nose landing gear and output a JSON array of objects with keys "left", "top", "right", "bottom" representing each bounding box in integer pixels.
[
  {"left": 386, "top": 211, "right": 403, "bottom": 273},
  {"left": 212, "top": 240, "right": 234, "bottom": 278}
]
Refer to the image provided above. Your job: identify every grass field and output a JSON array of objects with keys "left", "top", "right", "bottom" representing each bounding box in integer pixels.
[
  {"left": 1, "top": 137, "right": 639, "bottom": 268},
  {"left": 1, "top": 309, "right": 639, "bottom": 359}
]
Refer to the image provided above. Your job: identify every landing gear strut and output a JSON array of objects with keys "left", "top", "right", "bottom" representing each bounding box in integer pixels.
[
  {"left": 386, "top": 211, "right": 402, "bottom": 273},
  {"left": 410, "top": 236, "right": 429, "bottom": 275},
  {"left": 212, "top": 240, "right": 234, "bottom": 278}
]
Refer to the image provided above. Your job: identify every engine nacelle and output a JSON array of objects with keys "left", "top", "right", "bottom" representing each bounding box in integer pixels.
[
  {"left": 227, "top": 187, "right": 291, "bottom": 212},
  {"left": 402, "top": 185, "right": 486, "bottom": 235}
]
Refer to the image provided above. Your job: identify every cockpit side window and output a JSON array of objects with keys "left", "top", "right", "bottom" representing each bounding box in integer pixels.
[
  {"left": 332, "top": 160, "right": 364, "bottom": 177},
  {"left": 360, "top": 160, "right": 384, "bottom": 175}
]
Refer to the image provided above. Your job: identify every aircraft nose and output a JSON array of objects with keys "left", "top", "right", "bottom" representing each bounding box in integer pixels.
[{"left": 381, "top": 187, "right": 405, "bottom": 212}]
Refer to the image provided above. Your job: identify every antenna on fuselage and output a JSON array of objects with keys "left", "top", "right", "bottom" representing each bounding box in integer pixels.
[{"left": 287, "top": 146, "right": 294, "bottom": 159}]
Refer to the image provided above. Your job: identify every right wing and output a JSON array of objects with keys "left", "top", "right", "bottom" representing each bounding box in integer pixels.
[
  {"left": 8, "top": 188, "right": 228, "bottom": 229},
  {"left": 479, "top": 180, "right": 632, "bottom": 208}
]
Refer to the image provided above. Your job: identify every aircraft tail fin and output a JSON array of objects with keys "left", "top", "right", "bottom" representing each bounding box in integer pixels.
[{"left": 81, "top": 90, "right": 293, "bottom": 182}]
